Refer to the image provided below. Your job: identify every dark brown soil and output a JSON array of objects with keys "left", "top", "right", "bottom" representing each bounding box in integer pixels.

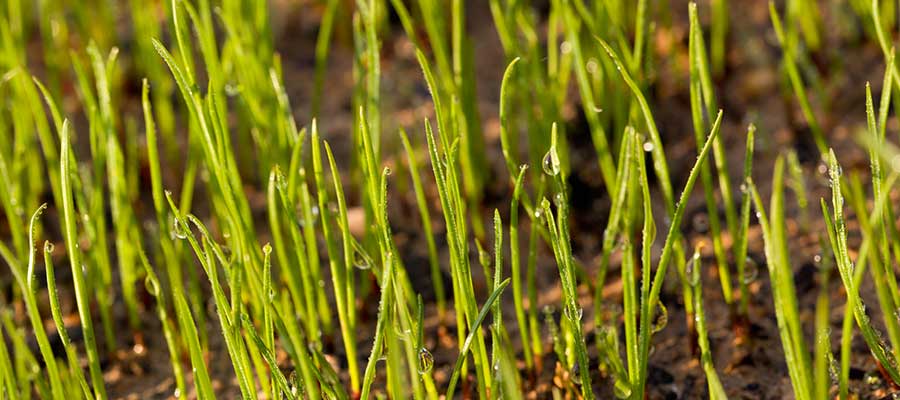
[{"left": 12, "top": 1, "right": 900, "bottom": 399}]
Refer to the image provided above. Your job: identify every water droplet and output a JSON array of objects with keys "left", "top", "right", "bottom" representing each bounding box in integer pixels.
[
  {"left": 691, "top": 213, "right": 709, "bottom": 233},
  {"left": 586, "top": 59, "right": 599, "bottom": 75},
  {"left": 542, "top": 147, "right": 561, "bottom": 176},
  {"left": 553, "top": 192, "right": 564, "bottom": 207},
  {"left": 564, "top": 304, "right": 583, "bottom": 323},
  {"left": 560, "top": 41, "right": 573, "bottom": 54},
  {"left": 262, "top": 243, "right": 272, "bottom": 255},
  {"left": 742, "top": 257, "right": 759, "bottom": 284},
  {"left": 418, "top": 348, "right": 434, "bottom": 374},
  {"left": 652, "top": 301, "right": 668, "bottom": 333},
  {"left": 686, "top": 257, "right": 700, "bottom": 286},
  {"left": 739, "top": 180, "right": 749, "bottom": 194},
  {"left": 613, "top": 379, "right": 633, "bottom": 399},
  {"left": 533, "top": 208, "right": 543, "bottom": 219},
  {"left": 642, "top": 141, "right": 654, "bottom": 152},
  {"left": 384, "top": 167, "right": 392, "bottom": 176},
  {"left": 478, "top": 246, "right": 492, "bottom": 268},
  {"left": 352, "top": 244, "right": 372, "bottom": 270},
  {"left": 829, "top": 164, "right": 843, "bottom": 181},
  {"left": 813, "top": 254, "right": 822, "bottom": 265},
  {"left": 173, "top": 218, "right": 187, "bottom": 240},
  {"left": 44, "top": 242, "right": 54, "bottom": 254},
  {"left": 173, "top": 388, "right": 181, "bottom": 398},
  {"left": 540, "top": 197, "right": 551, "bottom": 211},
  {"left": 144, "top": 274, "right": 160, "bottom": 297}
]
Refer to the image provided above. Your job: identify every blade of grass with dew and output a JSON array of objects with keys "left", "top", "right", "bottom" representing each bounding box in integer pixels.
[
  {"left": 687, "top": 248, "right": 727, "bottom": 399},
  {"left": 635, "top": 110, "right": 722, "bottom": 398},
  {"left": 445, "top": 278, "right": 511, "bottom": 399},
  {"left": 491, "top": 209, "right": 522, "bottom": 400},
  {"left": 165, "top": 193, "right": 260, "bottom": 399},
  {"left": 171, "top": 280, "right": 215, "bottom": 400},
  {"left": 851, "top": 82, "right": 900, "bottom": 358},
  {"left": 540, "top": 126, "right": 593, "bottom": 399},
  {"left": 135, "top": 249, "right": 187, "bottom": 399},
  {"left": 735, "top": 124, "right": 756, "bottom": 316},
  {"left": 359, "top": 251, "right": 395, "bottom": 400},
  {"left": 422, "top": 106, "right": 493, "bottom": 396},
  {"left": 266, "top": 167, "right": 313, "bottom": 324},
  {"left": 813, "top": 244, "right": 833, "bottom": 400},
  {"left": 70, "top": 49, "right": 118, "bottom": 353},
  {"left": 43, "top": 242, "right": 93, "bottom": 399},
  {"left": 688, "top": 3, "right": 733, "bottom": 305},
  {"left": 59, "top": 120, "right": 108, "bottom": 400},
  {"left": 822, "top": 150, "right": 900, "bottom": 385},
  {"left": 0, "top": 208, "right": 65, "bottom": 399},
  {"left": 89, "top": 44, "right": 142, "bottom": 336},
  {"left": 323, "top": 141, "right": 364, "bottom": 390},
  {"left": 598, "top": 38, "right": 675, "bottom": 213},
  {"left": 400, "top": 128, "right": 446, "bottom": 320},
  {"left": 749, "top": 157, "right": 814, "bottom": 400},
  {"left": 595, "top": 128, "right": 636, "bottom": 320},
  {"left": 509, "top": 164, "right": 533, "bottom": 369},
  {"left": 689, "top": 0, "right": 741, "bottom": 276},
  {"left": 310, "top": 123, "right": 361, "bottom": 394},
  {"left": 269, "top": 166, "right": 320, "bottom": 337},
  {"left": 620, "top": 131, "right": 640, "bottom": 395}
]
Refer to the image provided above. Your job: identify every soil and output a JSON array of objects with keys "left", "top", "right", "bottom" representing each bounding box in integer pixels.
[{"left": 10, "top": 0, "right": 900, "bottom": 399}]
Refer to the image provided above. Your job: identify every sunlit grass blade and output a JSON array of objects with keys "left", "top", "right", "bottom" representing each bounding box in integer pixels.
[
  {"left": 59, "top": 120, "right": 107, "bottom": 400},
  {"left": 635, "top": 110, "right": 722, "bottom": 398},
  {"left": 445, "top": 278, "right": 510, "bottom": 399},
  {"left": 769, "top": 0, "right": 827, "bottom": 155},
  {"left": 822, "top": 149, "right": 900, "bottom": 386},
  {"left": 687, "top": 248, "right": 727, "bottom": 399}
]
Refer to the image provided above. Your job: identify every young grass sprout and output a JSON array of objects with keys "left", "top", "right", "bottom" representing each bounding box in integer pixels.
[{"left": 6, "top": 0, "right": 900, "bottom": 399}]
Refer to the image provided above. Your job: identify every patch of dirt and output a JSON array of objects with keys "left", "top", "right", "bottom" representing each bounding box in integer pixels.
[{"left": 12, "top": 1, "right": 900, "bottom": 399}]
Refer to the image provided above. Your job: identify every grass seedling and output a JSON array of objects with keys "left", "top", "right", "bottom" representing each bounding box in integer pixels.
[
  {"left": 598, "top": 38, "right": 674, "bottom": 212},
  {"left": 0, "top": 204, "right": 64, "bottom": 400},
  {"left": 769, "top": 0, "right": 827, "bottom": 156},
  {"left": 59, "top": 120, "right": 107, "bottom": 400},
  {"left": 400, "top": 128, "right": 447, "bottom": 320},
  {"left": 687, "top": 247, "right": 727, "bottom": 399},
  {"left": 822, "top": 149, "right": 900, "bottom": 386},
  {"left": 711, "top": 0, "right": 728, "bottom": 76},
  {"left": 689, "top": 2, "right": 736, "bottom": 307},
  {"left": 734, "top": 125, "right": 756, "bottom": 316},
  {"left": 538, "top": 123, "right": 594, "bottom": 399},
  {"left": 749, "top": 157, "right": 814, "bottom": 399},
  {"left": 633, "top": 110, "right": 722, "bottom": 399}
]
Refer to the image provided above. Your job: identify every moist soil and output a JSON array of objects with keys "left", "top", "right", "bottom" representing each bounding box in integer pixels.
[{"left": 11, "top": 0, "right": 900, "bottom": 399}]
